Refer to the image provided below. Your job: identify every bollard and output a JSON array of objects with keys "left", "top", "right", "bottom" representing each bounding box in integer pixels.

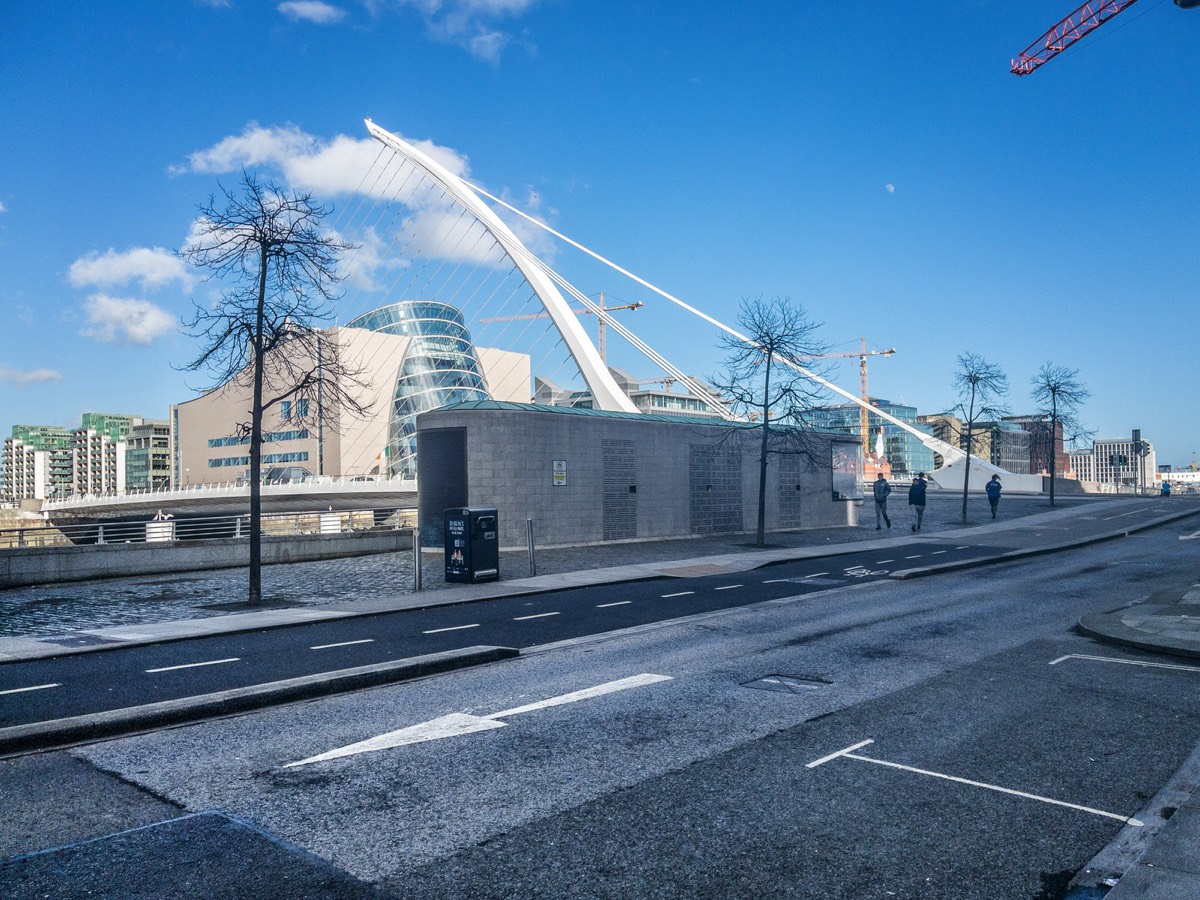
[
  {"left": 527, "top": 517, "right": 536, "bottom": 576},
  {"left": 97, "top": 524, "right": 105, "bottom": 545},
  {"left": 412, "top": 526, "right": 422, "bottom": 592}
]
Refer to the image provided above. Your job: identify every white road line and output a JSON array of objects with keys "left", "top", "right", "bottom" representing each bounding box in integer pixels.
[
  {"left": 904, "top": 555, "right": 922, "bottom": 559},
  {"left": 762, "top": 579, "right": 792, "bottom": 584},
  {"left": 806, "top": 739, "right": 875, "bottom": 768},
  {"left": 285, "top": 673, "right": 673, "bottom": 767},
  {"left": 310, "top": 639, "right": 375, "bottom": 650},
  {"left": 846, "top": 750, "right": 1142, "bottom": 826},
  {"left": 662, "top": 591, "right": 694, "bottom": 598},
  {"left": 714, "top": 584, "right": 743, "bottom": 591},
  {"left": 422, "top": 623, "right": 480, "bottom": 634},
  {"left": 513, "top": 611, "right": 560, "bottom": 621},
  {"left": 491, "top": 673, "right": 673, "bottom": 718},
  {"left": 805, "top": 572, "right": 830, "bottom": 578},
  {"left": 955, "top": 546, "right": 969, "bottom": 550},
  {"left": 145, "top": 658, "right": 240, "bottom": 674},
  {"left": 931, "top": 550, "right": 947, "bottom": 555},
  {"left": 596, "top": 601, "right": 631, "bottom": 608},
  {"left": 1180, "top": 531, "right": 1200, "bottom": 541},
  {"left": 0, "top": 682, "right": 59, "bottom": 697},
  {"left": 1103, "top": 507, "right": 1151, "bottom": 521},
  {"left": 876, "top": 560, "right": 894, "bottom": 564},
  {"left": 807, "top": 739, "right": 1141, "bottom": 826},
  {"left": 1049, "top": 653, "right": 1200, "bottom": 673}
]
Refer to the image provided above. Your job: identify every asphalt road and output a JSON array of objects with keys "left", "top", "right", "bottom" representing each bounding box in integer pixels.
[
  {"left": 0, "top": 541, "right": 1006, "bottom": 728},
  {"left": 3, "top": 520, "right": 1198, "bottom": 899}
]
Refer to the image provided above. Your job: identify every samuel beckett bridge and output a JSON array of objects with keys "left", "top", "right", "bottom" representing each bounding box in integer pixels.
[{"left": 44, "top": 120, "right": 1036, "bottom": 523}]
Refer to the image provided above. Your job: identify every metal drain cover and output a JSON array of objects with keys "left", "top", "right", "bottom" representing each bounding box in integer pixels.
[{"left": 743, "top": 674, "right": 831, "bottom": 694}]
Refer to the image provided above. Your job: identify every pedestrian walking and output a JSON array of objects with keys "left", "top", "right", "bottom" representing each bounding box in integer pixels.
[
  {"left": 872, "top": 472, "right": 892, "bottom": 530},
  {"left": 908, "top": 472, "right": 927, "bottom": 531},
  {"left": 985, "top": 474, "right": 1002, "bottom": 519}
]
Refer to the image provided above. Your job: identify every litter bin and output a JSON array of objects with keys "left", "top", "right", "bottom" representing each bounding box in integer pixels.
[{"left": 444, "top": 507, "right": 499, "bottom": 583}]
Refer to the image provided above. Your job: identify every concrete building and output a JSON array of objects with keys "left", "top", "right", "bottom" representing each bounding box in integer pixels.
[
  {"left": 2, "top": 426, "right": 73, "bottom": 503},
  {"left": 535, "top": 367, "right": 728, "bottom": 420},
  {"left": 1093, "top": 437, "right": 1157, "bottom": 493},
  {"left": 73, "top": 418, "right": 130, "bottom": 497},
  {"left": 1003, "top": 416, "right": 1066, "bottom": 476},
  {"left": 416, "top": 400, "right": 859, "bottom": 548},
  {"left": 1067, "top": 448, "right": 1095, "bottom": 483},
  {"left": 171, "top": 303, "right": 530, "bottom": 486},
  {"left": 125, "top": 419, "right": 171, "bottom": 491}
]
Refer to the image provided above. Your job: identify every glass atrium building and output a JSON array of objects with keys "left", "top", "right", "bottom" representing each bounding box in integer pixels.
[{"left": 347, "top": 301, "right": 490, "bottom": 479}]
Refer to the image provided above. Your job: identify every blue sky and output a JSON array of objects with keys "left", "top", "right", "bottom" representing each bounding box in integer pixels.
[{"left": 1, "top": 1, "right": 1197, "bottom": 465}]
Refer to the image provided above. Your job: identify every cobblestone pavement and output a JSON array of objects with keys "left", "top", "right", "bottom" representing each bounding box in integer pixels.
[{"left": 0, "top": 495, "right": 1083, "bottom": 639}]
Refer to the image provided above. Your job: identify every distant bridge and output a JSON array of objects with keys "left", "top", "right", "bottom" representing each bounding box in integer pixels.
[{"left": 42, "top": 476, "right": 417, "bottom": 521}]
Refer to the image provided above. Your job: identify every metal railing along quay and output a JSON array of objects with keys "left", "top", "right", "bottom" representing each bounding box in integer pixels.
[{"left": 0, "top": 507, "right": 416, "bottom": 550}]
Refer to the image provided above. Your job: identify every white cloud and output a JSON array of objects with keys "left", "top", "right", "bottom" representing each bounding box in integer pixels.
[
  {"left": 69, "top": 247, "right": 194, "bottom": 292},
  {"left": 181, "top": 123, "right": 471, "bottom": 199},
  {"left": 82, "top": 294, "right": 176, "bottom": 345},
  {"left": 0, "top": 200, "right": 7, "bottom": 213},
  {"left": 381, "top": 0, "right": 539, "bottom": 62},
  {"left": 180, "top": 122, "right": 554, "bottom": 276},
  {"left": 0, "top": 367, "right": 62, "bottom": 387},
  {"left": 885, "top": 183, "right": 895, "bottom": 194},
  {"left": 278, "top": 1, "right": 347, "bottom": 24}
]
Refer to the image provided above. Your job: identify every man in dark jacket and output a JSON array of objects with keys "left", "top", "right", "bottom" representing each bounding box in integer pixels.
[
  {"left": 872, "top": 473, "right": 892, "bottom": 529},
  {"left": 908, "top": 472, "right": 927, "bottom": 531},
  {"left": 986, "top": 474, "right": 1002, "bottom": 519}
]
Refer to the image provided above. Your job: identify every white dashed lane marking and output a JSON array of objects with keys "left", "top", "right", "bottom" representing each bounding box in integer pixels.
[
  {"left": 145, "top": 658, "right": 240, "bottom": 674},
  {"left": 310, "top": 639, "right": 375, "bottom": 650},
  {"left": 422, "top": 624, "right": 480, "bottom": 634},
  {"left": 513, "top": 612, "right": 560, "bottom": 621},
  {"left": 714, "top": 584, "right": 742, "bottom": 591},
  {"left": 662, "top": 591, "right": 694, "bottom": 598},
  {"left": 0, "top": 683, "right": 59, "bottom": 696},
  {"left": 596, "top": 601, "right": 631, "bottom": 608}
]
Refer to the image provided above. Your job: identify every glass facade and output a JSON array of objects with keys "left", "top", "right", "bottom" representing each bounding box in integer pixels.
[
  {"left": 810, "top": 399, "right": 935, "bottom": 478},
  {"left": 347, "top": 301, "right": 490, "bottom": 479}
]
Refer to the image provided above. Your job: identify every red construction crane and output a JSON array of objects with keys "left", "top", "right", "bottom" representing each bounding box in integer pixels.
[
  {"left": 1011, "top": 0, "right": 1140, "bottom": 76},
  {"left": 1012, "top": 0, "right": 1197, "bottom": 75}
]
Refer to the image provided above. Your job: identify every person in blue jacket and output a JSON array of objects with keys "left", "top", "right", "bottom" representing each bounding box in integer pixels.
[
  {"left": 872, "top": 472, "right": 892, "bottom": 530},
  {"left": 908, "top": 472, "right": 927, "bottom": 531},
  {"left": 985, "top": 474, "right": 1002, "bottom": 519}
]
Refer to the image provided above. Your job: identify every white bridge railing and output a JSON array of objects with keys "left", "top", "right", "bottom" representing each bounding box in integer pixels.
[
  {"left": 42, "top": 475, "right": 419, "bottom": 512},
  {"left": 0, "top": 507, "right": 415, "bottom": 550}
]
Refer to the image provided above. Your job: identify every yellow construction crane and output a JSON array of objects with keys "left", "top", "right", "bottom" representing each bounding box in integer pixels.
[{"left": 798, "top": 338, "right": 897, "bottom": 457}]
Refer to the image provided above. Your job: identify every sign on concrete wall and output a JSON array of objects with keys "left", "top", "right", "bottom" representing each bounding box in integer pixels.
[{"left": 553, "top": 459, "right": 567, "bottom": 486}]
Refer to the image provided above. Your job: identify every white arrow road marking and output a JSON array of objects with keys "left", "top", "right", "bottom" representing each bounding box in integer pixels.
[
  {"left": 807, "top": 739, "right": 1142, "bottom": 826},
  {"left": 0, "top": 682, "right": 60, "bottom": 696},
  {"left": 1049, "top": 653, "right": 1200, "bottom": 673},
  {"left": 285, "top": 673, "right": 673, "bottom": 768}
]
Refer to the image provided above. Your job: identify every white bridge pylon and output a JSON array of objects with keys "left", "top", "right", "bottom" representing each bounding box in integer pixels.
[{"left": 363, "top": 119, "right": 969, "bottom": 468}]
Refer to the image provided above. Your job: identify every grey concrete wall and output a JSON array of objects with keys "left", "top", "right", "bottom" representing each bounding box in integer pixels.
[
  {"left": 0, "top": 531, "right": 411, "bottom": 589},
  {"left": 417, "top": 406, "right": 858, "bottom": 548}
]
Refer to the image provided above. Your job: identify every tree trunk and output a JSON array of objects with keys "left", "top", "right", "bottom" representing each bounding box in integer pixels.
[
  {"left": 1047, "top": 401, "right": 1058, "bottom": 508},
  {"left": 756, "top": 352, "right": 772, "bottom": 547},
  {"left": 248, "top": 246, "right": 269, "bottom": 605}
]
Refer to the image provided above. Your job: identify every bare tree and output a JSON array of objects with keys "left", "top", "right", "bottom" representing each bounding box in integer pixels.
[
  {"left": 181, "top": 173, "right": 368, "bottom": 605},
  {"left": 949, "top": 352, "right": 1009, "bottom": 523},
  {"left": 1031, "top": 362, "right": 1092, "bottom": 507},
  {"left": 710, "top": 296, "right": 829, "bottom": 547}
]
